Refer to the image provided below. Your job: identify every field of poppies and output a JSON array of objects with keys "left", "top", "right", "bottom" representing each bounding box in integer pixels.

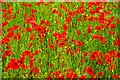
[{"left": 1, "top": 1, "right": 120, "bottom": 79}]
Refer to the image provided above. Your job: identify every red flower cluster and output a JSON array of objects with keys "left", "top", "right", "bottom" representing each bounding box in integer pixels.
[
  {"left": 66, "top": 68, "right": 77, "bottom": 79},
  {"left": 53, "top": 31, "right": 68, "bottom": 47},
  {"left": 92, "top": 34, "right": 106, "bottom": 44},
  {"left": 114, "top": 39, "right": 120, "bottom": 46},
  {"left": 2, "top": 49, "right": 13, "bottom": 59},
  {"left": 4, "top": 49, "right": 41, "bottom": 76},
  {"left": 5, "top": 58, "right": 21, "bottom": 71},
  {"left": 2, "top": 2, "right": 120, "bottom": 79}
]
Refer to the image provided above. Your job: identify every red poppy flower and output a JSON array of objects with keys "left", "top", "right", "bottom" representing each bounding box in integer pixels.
[
  {"left": 58, "top": 75, "right": 64, "bottom": 80},
  {"left": 52, "top": 9, "right": 58, "bottom": 14},
  {"left": 68, "top": 68, "right": 74, "bottom": 74},
  {"left": 74, "top": 48, "right": 80, "bottom": 54},
  {"left": 97, "top": 58, "right": 102, "bottom": 65},
  {"left": 95, "top": 7, "right": 100, "bottom": 13},
  {"left": 49, "top": 63, "right": 53, "bottom": 67},
  {"left": 108, "top": 50, "right": 116, "bottom": 56},
  {"left": 19, "top": 56, "right": 25, "bottom": 63},
  {"left": 26, "top": 27, "right": 33, "bottom": 33},
  {"left": 112, "top": 74, "right": 119, "bottom": 79},
  {"left": 9, "top": 26, "right": 21, "bottom": 33},
  {"left": 7, "top": 58, "right": 21, "bottom": 70},
  {"left": 83, "top": 15, "right": 87, "bottom": 21},
  {"left": 88, "top": 16, "right": 94, "bottom": 21},
  {"left": 98, "top": 72, "right": 102, "bottom": 76},
  {"left": 108, "top": 30, "right": 115, "bottom": 35},
  {"left": 49, "top": 71, "right": 54, "bottom": 76},
  {"left": 87, "top": 67, "right": 94, "bottom": 75},
  {"left": 116, "top": 18, "right": 119, "bottom": 24},
  {"left": 92, "top": 34, "right": 99, "bottom": 40},
  {"left": 67, "top": 10, "right": 73, "bottom": 16},
  {"left": 49, "top": 44, "right": 55, "bottom": 50},
  {"left": 2, "top": 21, "right": 8, "bottom": 27},
  {"left": 53, "top": 32, "right": 60, "bottom": 38},
  {"left": 21, "top": 2, "right": 27, "bottom": 7},
  {"left": 2, "top": 36, "right": 10, "bottom": 44},
  {"left": 90, "top": 53, "right": 96, "bottom": 60},
  {"left": 104, "top": 58, "right": 113, "bottom": 65},
  {"left": 7, "top": 31, "right": 14, "bottom": 38},
  {"left": 2, "top": 8, "right": 6, "bottom": 13},
  {"left": 32, "top": 66, "right": 40, "bottom": 77},
  {"left": 109, "top": 24, "right": 116, "bottom": 29},
  {"left": 36, "top": 1, "right": 44, "bottom": 6},
  {"left": 58, "top": 42, "right": 66, "bottom": 47},
  {"left": 109, "top": 64, "right": 115, "bottom": 71},
  {"left": 75, "top": 6, "right": 84, "bottom": 14},
  {"left": 65, "top": 15, "right": 72, "bottom": 24},
  {"left": 6, "top": 15, "right": 12, "bottom": 21},
  {"left": 45, "top": 20, "right": 50, "bottom": 26},
  {"left": 66, "top": 69, "right": 77, "bottom": 79},
  {"left": 40, "top": 20, "right": 45, "bottom": 25},
  {"left": 109, "top": 16, "right": 114, "bottom": 22},
  {"left": 61, "top": 31, "right": 68, "bottom": 37},
  {"left": 66, "top": 47, "right": 72, "bottom": 54},
  {"left": 2, "top": 49, "right": 13, "bottom": 59},
  {"left": 27, "top": 3, "right": 32, "bottom": 7},
  {"left": 46, "top": 76, "right": 52, "bottom": 80},
  {"left": 63, "top": 24, "right": 68, "bottom": 31},
  {"left": 95, "top": 26, "right": 102, "bottom": 31},
  {"left": 76, "top": 30, "right": 81, "bottom": 35},
  {"left": 36, "top": 26, "right": 45, "bottom": 33},
  {"left": 13, "top": 32, "right": 21, "bottom": 40},
  {"left": 114, "top": 39, "right": 120, "bottom": 46},
  {"left": 30, "top": 58, "right": 35, "bottom": 67},
  {"left": 98, "top": 51, "right": 103, "bottom": 56},
  {"left": 90, "top": 10, "right": 95, "bottom": 14},
  {"left": 31, "top": 9, "right": 37, "bottom": 13},
  {"left": 93, "top": 51, "right": 100, "bottom": 57},
  {"left": 8, "top": 8, "right": 13, "bottom": 15},
  {"left": 72, "top": 73, "right": 77, "bottom": 79},
  {"left": 98, "top": 18, "right": 105, "bottom": 25},
  {"left": 117, "top": 52, "right": 120, "bottom": 58},
  {"left": 21, "top": 50, "right": 32, "bottom": 57},
  {"left": 74, "top": 40, "right": 83, "bottom": 47},
  {"left": 55, "top": 70, "right": 61, "bottom": 78},
  {"left": 33, "top": 49, "right": 40, "bottom": 55},
  {"left": 103, "top": 53, "right": 111, "bottom": 60},
  {"left": 99, "top": 36, "right": 106, "bottom": 44},
  {"left": 2, "top": 13, "right": 7, "bottom": 18},
  {"left": 66, "top": 73, "right": 72, "bottom": 78},
  {"left": 88, "top": 25, "right": 92, "bottom": 33},
  {"left": 113, "top": 52, "right": 120, "bottom": 58},
  {"left": 79, "top": 74, "right": 86, "bottom": 79},
  {"left": 6, "top": 3, "right": 11, "bottom": 8}
]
